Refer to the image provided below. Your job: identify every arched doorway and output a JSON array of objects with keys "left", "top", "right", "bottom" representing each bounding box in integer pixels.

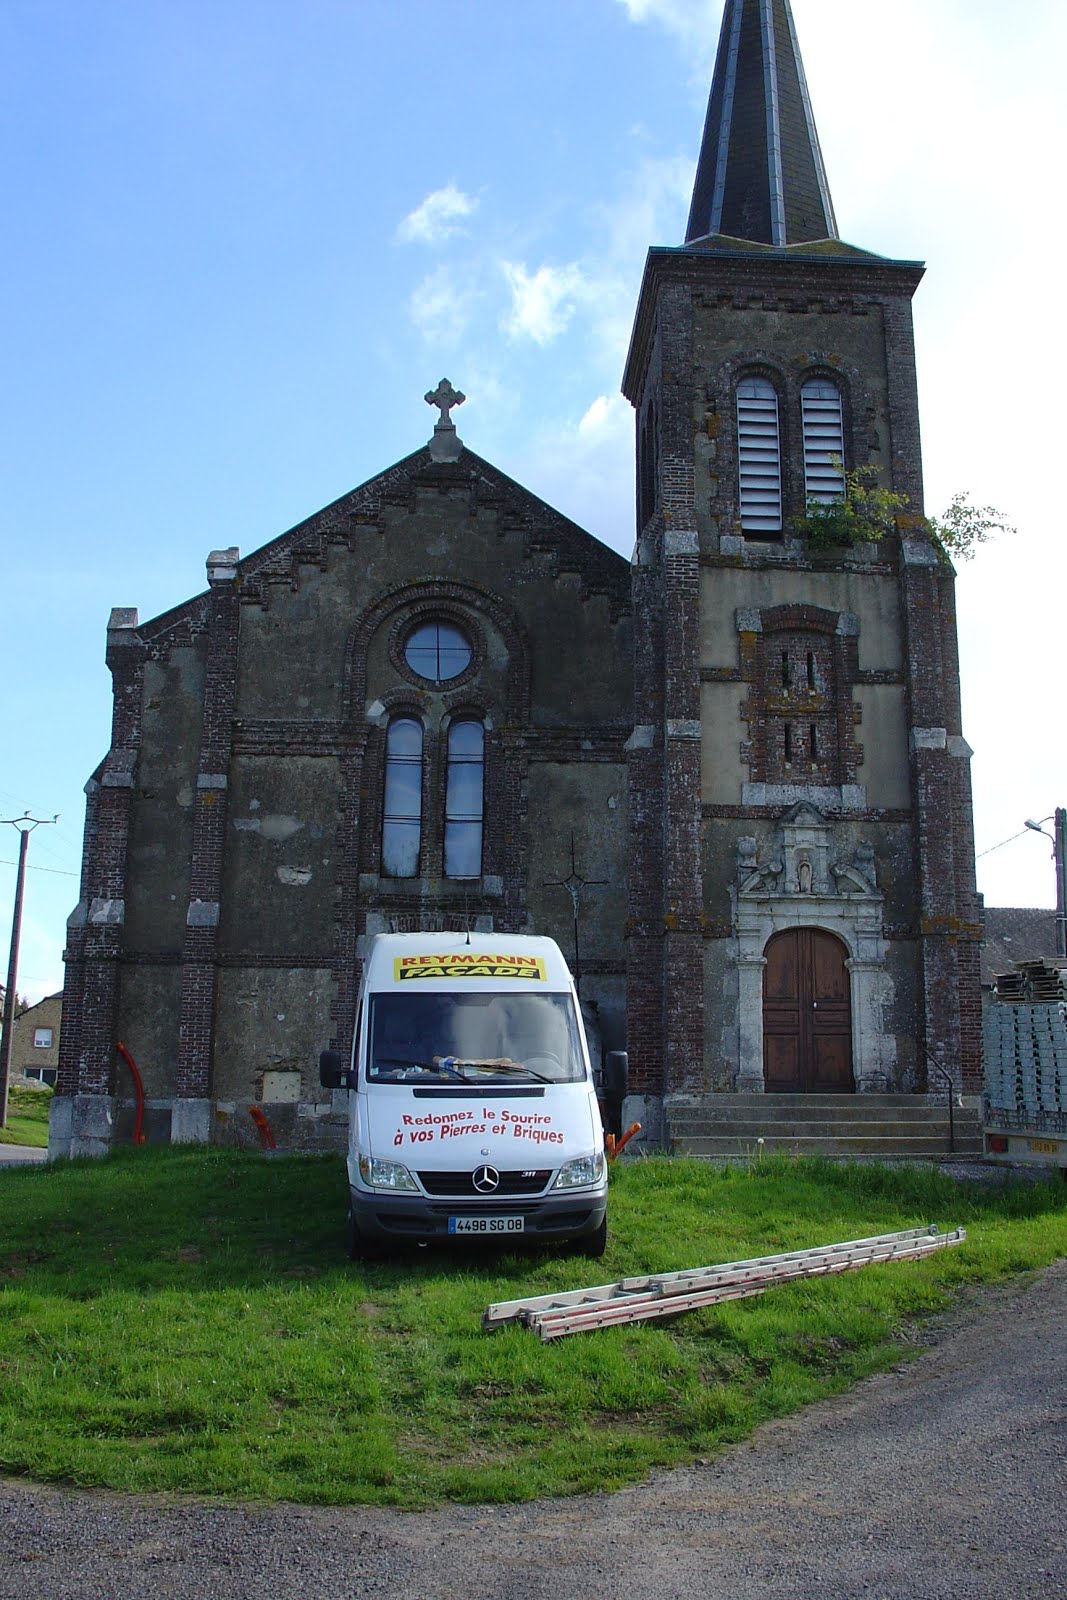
[{"left": 763, "top": 928, "right": 854, "bottom": 1093}]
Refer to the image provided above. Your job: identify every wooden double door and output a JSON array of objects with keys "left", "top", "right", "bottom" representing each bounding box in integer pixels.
[{"left": 763, "top": 928, "right": 854, "bottom": 1093}]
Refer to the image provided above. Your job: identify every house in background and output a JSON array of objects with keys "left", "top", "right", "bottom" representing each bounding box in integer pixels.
[
  {"left": 981, "top": 909, "right": 1060, "bottom": 1000},
  {"left": 10, "top": 993, "right": 62, "bottom": 1087}
]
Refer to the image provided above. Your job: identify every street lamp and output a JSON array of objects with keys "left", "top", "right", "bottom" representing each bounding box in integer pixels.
[
  {"left": 0, "top": 812, "right": 59, "bottom": 1126},
  {"left": 1024, "top": 810, "right": 1067, "bottom": 959}
]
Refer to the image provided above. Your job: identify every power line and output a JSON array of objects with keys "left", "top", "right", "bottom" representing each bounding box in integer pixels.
[
  {"left": 975, "top": 828, "right": 1029, "bottom": 860},
  {"left": 0, "top": 858, "right": 77, "bottom": 877}
]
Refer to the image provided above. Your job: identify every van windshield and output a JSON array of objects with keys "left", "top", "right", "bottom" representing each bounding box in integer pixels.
[{"left": 366, "top": 992, "right": 586, "bottom": 1084}]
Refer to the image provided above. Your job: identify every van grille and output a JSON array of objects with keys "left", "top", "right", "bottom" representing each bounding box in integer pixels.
[{"left": 417, "top": 1169, "right": 551, "bottom": 1197}]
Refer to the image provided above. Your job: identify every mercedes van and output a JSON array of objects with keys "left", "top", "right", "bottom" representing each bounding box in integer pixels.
[{"left": 320, "top": 932, "right": 609, "bottom": 1258}]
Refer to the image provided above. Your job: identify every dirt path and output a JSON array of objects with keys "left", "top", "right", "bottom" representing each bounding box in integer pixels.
[{"left": 2, "top": 1262, "right": 1065, "bottom": 1600}]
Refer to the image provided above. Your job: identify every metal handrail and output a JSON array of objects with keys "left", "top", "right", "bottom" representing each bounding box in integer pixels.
[{"left": 923, "top": 1048, "right": 956, "bottom": 1154}]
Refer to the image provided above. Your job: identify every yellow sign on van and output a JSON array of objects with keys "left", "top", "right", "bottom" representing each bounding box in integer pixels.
[{"left": 394, "top": 954, "right": 547, "bottom": 982}]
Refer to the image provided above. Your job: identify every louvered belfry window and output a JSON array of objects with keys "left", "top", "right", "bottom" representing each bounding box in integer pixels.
[
  {"left": 801, "top": 378, "right": 845, "bottom": 506},
  {"left": 736, "top": 377, "right": 783, "bottom": 535}
]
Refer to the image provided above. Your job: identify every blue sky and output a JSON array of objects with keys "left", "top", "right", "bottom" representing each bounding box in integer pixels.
[{"left": 2, "top": 0, "right": 1065, "bottom": 1002}]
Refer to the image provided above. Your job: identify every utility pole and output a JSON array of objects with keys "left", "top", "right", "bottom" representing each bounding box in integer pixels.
[
  {"left": 1024, "top": 808, "right": 1067, "bottom": 959},
  {"left": 0, "top": 813, "right": 59, "bottom": 1127},
  {"left": 1057, "top": 807, "right": 1067, "bottom": 960}
]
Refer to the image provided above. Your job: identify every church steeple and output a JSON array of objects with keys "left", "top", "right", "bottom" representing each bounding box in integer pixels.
[{"left": 685, "top": 0, "right": 837, "bottom": 247}]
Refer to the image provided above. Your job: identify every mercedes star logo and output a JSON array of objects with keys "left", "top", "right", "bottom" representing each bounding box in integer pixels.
[{"left": 472, "top": 1165, "right": 500, "bottom": 1193}]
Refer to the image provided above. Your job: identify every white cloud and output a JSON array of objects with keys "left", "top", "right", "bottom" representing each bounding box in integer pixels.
[
  {"left": 408, "top": 267, "right": 476, "bottom": 344},
  {"left": 499, "top": 261, "right": 590, "bottom": 346},
  {"left": 578, "top": 392, "right": 631, "bottom": 443},
  {"left": 599, "top": 153, "right": 693, "bottom": 262},
  {"left": 397, "top": 183, "right": 478, "bottom": 245},
  {"left": 506, "top": 395, "right": 634, "bottom": 558},
  {"left": 615, "top": 0, "right": 719, "bottom": 60}
]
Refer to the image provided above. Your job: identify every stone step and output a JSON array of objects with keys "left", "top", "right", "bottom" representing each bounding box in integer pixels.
[
  {"left": 668, "top": 1106, "right": 978, "bottom": 1129},
  {"left": 662, "top": 1094, "right": 982, "bottom": 1161},
  {"left": 673, "top": 1094, "right": 958, "bottom": 1109},
  {"left": 672, "top": 1133, "right": 983, "bottom": 1159},
  {"left": 667, "top": 1116, "right": 972, "bottom": 1141}
]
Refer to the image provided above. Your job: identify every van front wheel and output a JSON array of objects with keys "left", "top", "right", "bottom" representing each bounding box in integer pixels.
[
  {"left": 347, "top": 1207, "right": 385, "bottom": 1263},
  {"left": 579, "top": 1215, "right": 608, "bottom": 1259}
]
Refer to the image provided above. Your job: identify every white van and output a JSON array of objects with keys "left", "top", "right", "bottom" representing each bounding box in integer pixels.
[{"left": 320, "top": 932, "right": 609, "bottom": 1258}]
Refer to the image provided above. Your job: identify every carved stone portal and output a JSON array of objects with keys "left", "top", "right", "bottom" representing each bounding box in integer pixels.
[{"left": 732, "top": 804, "right": 894, "bottom": 1094}]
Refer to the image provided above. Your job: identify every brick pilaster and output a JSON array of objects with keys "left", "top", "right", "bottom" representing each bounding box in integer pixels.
[
  {"left": 900, "top": 547, "right": 971, "bottom": 1093},
  {"left": 176, "top": 549, "right": 240, "bottom": 1100},
  {"left": 658, "top": 283, "right": 704, "bottom": 1093},
  {"left": 60, "top": 610, "right": 145, "bottom": 1098}
]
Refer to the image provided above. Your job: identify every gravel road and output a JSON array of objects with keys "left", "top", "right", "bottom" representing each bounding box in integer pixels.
[{"left": 2, "top": 1260, "right": 1064, "bottom": 1600}]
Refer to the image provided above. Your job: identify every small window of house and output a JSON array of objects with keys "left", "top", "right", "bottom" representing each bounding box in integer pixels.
[
  {"left": 33, "top": 1027, "right": 53, "bottom": 1049},
  {"left": 801, "top": 378, "right": 845, "bottom": 505},
  {"left": 382, "top": 717, "right": 424, "bottom": 878},
  {"left": 736, "top": 377, "right": 782, "bottom": 535},
  {"left": 403, "top": 621, "right": 472, "bottom": 684},
  {"left": 444, "top": 719, "right": 484, "bottom": 879},
  {"left": 23, "top": 1066, "right": 57, "bottom": 1087}
]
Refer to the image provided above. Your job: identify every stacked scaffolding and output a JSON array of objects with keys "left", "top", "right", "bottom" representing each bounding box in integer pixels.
[{"left": 984, "top": 960, "right": 1067, "bottom": 1136}]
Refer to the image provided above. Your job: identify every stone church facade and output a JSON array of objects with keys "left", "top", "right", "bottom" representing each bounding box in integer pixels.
[{"left": 52, "top": 0, "right": 982, "bottom": 1159}]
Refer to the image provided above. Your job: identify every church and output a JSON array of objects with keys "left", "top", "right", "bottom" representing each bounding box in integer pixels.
[{"left": 52, "top": 0, "right": 982, "bottom": 1159}]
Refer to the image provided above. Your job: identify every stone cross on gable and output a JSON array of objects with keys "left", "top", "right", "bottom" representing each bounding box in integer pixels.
[
  {"left": 425, "top": 378, "right": 465, "bottom": 427},
  {"left": 425, "top": 378, "right": 466, "bottom": 462}
]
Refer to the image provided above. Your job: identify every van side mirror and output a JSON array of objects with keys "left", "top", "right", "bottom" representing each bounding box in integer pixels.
[
  {"left": 319, "top": 1049, "right": 344, "bottom": 1089},
  {"left": 604, "top": 1051, "right": 628, "bottom": 1097}
]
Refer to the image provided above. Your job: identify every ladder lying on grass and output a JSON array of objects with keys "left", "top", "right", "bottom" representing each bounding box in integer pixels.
[{"left": 483, "top": 1225, "right": 965, "bottom": 1341}]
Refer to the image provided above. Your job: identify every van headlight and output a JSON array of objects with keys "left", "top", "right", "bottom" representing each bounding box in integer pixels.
[
  {"left": 359, "top": 1155, "right": 418, "bottom": 1191},
  {"left": 553, "top": 1151, "right": 606, "bottom": 1189}
]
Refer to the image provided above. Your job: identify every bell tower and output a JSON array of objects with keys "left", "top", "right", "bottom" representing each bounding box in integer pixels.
[{"left": 623, "top": 0, "right": 981, "bottom": 1134}]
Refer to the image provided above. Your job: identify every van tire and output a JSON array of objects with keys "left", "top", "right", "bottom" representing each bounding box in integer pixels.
[
  {"left": 347, "top": 1207, "right": 384, "bottom": 1263},
  {"left": 580, "top": 1216, "right": 608, "bottom": 1259}
]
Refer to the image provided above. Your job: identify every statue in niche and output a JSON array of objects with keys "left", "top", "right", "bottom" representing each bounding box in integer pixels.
[{"left": 796, "top": 854, "right": 813, "bottom": 894}]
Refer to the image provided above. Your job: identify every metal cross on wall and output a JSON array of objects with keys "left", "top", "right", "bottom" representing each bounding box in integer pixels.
[
  {"left": 542, "top": 834, "right": 607, "bottom": 997},
  {"left": 424, "top": 378, "right": 466, "bottom": 427}
]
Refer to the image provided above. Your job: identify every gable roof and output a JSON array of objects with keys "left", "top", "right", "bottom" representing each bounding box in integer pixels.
[
  {"left": 130, "top": 444, "right": 631, "bottom": 651},
  {"left": 981, "top": 907, "right": 1060, "bottom": 986}
]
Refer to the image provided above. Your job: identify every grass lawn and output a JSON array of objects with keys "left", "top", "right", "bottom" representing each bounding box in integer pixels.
[
  {"left": 0, "top": 1146, "right": 1064, "bottom": 1507},
  {"left": 0, "top": 1082, "right": 52, "bottom": 1147}
]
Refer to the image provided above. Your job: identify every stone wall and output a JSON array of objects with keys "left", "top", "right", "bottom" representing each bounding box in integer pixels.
[{"left": 53, "top": 444, "right": 633, "bottom": 1154}]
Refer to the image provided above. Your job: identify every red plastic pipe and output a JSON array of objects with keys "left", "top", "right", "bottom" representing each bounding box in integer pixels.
[
  {"left": 115, "top": 1040, "right": 146, "bottom": 1146},
  {"left": 248, "top": 1104, "right": 277, "bottom": 1151},
  {"left": 612, "top": 1122, "right": 642, "bottom": 1157}
]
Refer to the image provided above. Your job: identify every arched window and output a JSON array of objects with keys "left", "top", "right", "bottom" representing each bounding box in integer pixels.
[
  {"left": 444, "top": 719, "right": 484, "bottom": 879},
  {"left": 736, "top": 377, "right": 782, "bottom": 535},
  {"left": 800, "top": 378, "right": 845, "bottom": 505},
  {"left": 382, "top": 717, "right": 423, "bottom": 877}
]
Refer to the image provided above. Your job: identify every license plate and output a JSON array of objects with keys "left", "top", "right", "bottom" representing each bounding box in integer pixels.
[
  {"left": 448, "top": 1216, "right": 525, "bottom": 1235},
  {"left": 1027, "top": 1138, "right": 1060, "bottom": 1155}
]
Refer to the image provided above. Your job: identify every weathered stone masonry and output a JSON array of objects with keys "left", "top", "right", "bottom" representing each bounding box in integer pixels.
[{"left": 54, "top": 446, "right": 632, "bottom": 1155}]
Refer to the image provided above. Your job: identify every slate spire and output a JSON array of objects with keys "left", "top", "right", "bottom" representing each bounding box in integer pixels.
[{"left": 685, "top": 0, "right": 838, "bottom": 247}]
